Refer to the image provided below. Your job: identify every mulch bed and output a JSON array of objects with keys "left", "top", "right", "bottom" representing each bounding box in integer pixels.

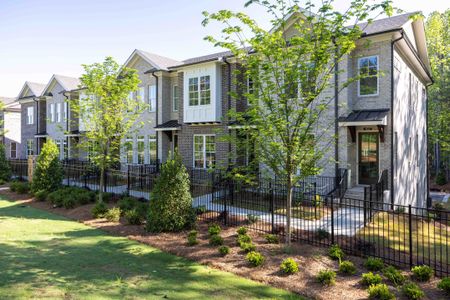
[{"left": 1, "top": 186, "right": 447, "bottom": 300}]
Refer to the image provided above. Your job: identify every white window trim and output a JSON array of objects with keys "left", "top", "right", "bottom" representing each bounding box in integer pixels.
[
  {"left": 63, "top": 102, "right": 68, "bottom": 121},
  {"left": 188, "top": 75, "right": 211, "bottom": 107},
  {"left": 27, "top": 106, "right": 34, "bottom": 125},
  {"left": 125, "top": 137, "right": 134, "bottom": 164},
  {"left": 26, "top": 139, "right": 34, "bottom": 157},
  {"left": 172, "top": 85, "right": 179, "bottom": 112},
  {"left": 49, "top": 103, "right": 55, "bottom": 123},
  {"left": 148, "top": 85, "right": 156, "bottom": 112},
  {"left": 193, "top": 134, "right": 215, "bottom": 169},
  {"left": 56, "top": 103, "right": 62, "bottom": 122},
  {"left": 148, "top": 134, "right": 157, "bottom": 164},
  {"left": 357, "top": 55, "right": 379, "bottom": 97}
]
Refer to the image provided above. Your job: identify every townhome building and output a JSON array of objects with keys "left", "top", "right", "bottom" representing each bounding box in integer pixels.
[
  {"left": 16, "top": 82, "right": 46, "bottom": 158},
  {"left": 0, "top": 97, "right": 21, "bottom": 159}
]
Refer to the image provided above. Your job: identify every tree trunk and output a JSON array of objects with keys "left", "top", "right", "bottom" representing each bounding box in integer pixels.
[
  {"left": 285, "top": 175, "right": 293, "bottom": 245},
  {"left": 99, "top": 166, "right": 104, "bottom": 203}
]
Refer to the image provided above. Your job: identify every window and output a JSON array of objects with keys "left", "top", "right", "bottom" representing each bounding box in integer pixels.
[
  {"left": 26, "top": 139, "right": 34, "bottom": 157},
  {"left": 137, "top": 136, "right": 145, "bottom": 164},
  {"left": 193, "top": 135, "right": 215, "bottom": 169},
  {"left": 138, "top": 87, "right": 145, "bottom": 109},
  {"left": 200, "top": 76, "right": 211, "bottom": 105},
  {"left": 55, "top": 140, "right": 61, "bottom": 158},
  {"left": 27, "top": 106, "right": 34, "bottom": 125},
  {"left": 172, "top": 85, "right": 179, "bottom": 111},
  {"left": 358, "top": 56, "right": 378, "bottom": 96},
  {"left": 148, "top": 85, "right": 156, "bottom": 112},
  {"left": 10, "top": 142, "right": 17, "bottom": 158},
  {"left": 63, "top": 102, "right": 68, "bottom": 121},
  {"left": 189, "top": 78, "right": 199, "bottom": 106},
  {"left": 127, "top": 92, "right": 134, "bottom": 112},
  {"left": 125, "top": 137, "right": 133, "bottom": 164},
  {"left": 247, "top": 76, "right": 254, "bottom": 95},
  {"left": 63, "top": 139, "right": 68, "bottom": 160},
  {"left": 148, "top": 135, "right": 157, "bottom": 164},
  {"left": 49, "top": 103, "right": 55, "bottom": 122},
  {"left": 56, "top": 103, "right": 62, "bottom": 122}
]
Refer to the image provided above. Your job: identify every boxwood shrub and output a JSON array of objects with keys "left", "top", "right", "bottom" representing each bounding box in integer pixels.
[
  {"left": 368, "top": 283, "right": 395, "bottom": 300},
  {"left": 218, "top": 245, "right": 230, "bottom": 256},
  {"left": 361, "top": 272, "right": 382, "bottom": 286},
  {"left": 339, "top": 260, "right": 357, "bottom": 275},
  {"left": 365, "top": 257, "right": 384, "bottom": 271},
  {"left": 317, "top": 269, "right": 336, "bottom": 285},
  {"left": 209, "top": 234, "right": 224, "bottom": 246},
  {"left": 437, "top": 277, "right": 450, "bottom": 295},
  {"left": 246, "top": 251, "right": 265, "bottom": 267},
  {"left": 402, "top": 282, "right": 425, "bottom": 300},
  {"left": 280, "top": 258, "right": 299, "bottom": 274},
  {"left": 383, "top": 266, "right": 405, "bottom": 286},
  {"left": 411, "top": 265, "right": 433, "bottom": 282}
]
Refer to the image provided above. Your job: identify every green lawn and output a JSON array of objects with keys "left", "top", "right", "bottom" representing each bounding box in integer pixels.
[{"left": 0, "top": 196, "right": 301, "bottom": 300}]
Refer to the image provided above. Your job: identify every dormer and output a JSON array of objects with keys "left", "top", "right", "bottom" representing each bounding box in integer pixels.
[{"left": 182, "top": 62, "right": 222, "bottom": 123}]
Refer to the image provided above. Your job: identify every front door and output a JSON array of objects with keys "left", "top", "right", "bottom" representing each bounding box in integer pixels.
[{"left": 358, "top": 132, "right": 379, "bottom": 184}]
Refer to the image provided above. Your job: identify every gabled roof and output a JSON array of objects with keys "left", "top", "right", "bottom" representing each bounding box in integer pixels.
[
  {"left": 0, "top": 97, "right": 16, "bottom": 106},
  {"left": 42, "top": 74, "right": 81, "bottom": 96},
  {"left": 17, "top": 81, "right": 46, "bottom": 99},
  {"left": 123, "top": 49, "right": 181, "bottom": 71},
  {"left": 356, "top": 12, "right": 419, "bottom": 36}
]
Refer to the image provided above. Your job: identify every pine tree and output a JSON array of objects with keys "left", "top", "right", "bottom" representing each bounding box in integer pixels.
[
  {"left": 31, "top": 139, "right": 63, "bottom": 194},
  {"left": 146, "top": 153, "right": 195, "bottom": 232}
]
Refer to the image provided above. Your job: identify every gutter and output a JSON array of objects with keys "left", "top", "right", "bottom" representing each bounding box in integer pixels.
[
  {"left": 390, "top": 31, "right": 405, "bottom": 208},
  {"left": 151, "top": 69, "right": 160, "bottom": 164}
]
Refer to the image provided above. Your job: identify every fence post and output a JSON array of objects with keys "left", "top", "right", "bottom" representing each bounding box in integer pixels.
[
  {"left": 270, "top": 182, "right": 274, "bottom": 234},
  {"left": 331, "top": 196, "right": 335, "bottom": 244},
  {"left": 408, "top": 204, "right": 413, "bottom": 268},
  {"left": 127, "top": 166, "right": 130, "bottom": 196},
  {"left": 224, "top": 177, "right": 228, "bottom": 226}
]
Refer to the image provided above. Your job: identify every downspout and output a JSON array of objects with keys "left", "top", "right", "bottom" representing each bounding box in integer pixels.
[
  {"left": 223, "top": 57, "right": 232, "bottom": 169},
  {"left": 425, "top": 81, "right": 433, "bottom": 207},
  {"left": 334, "top": 45, "right": 339, "bottom": 188},
  {"left": 391, "top": 31, "right": 404, "bottom": 208},
  {"left": 151, "top": 70, "right": 159, "bottom": 164},
  {"left": 63, "top": 91, "right": 70, "bottom": 160}
]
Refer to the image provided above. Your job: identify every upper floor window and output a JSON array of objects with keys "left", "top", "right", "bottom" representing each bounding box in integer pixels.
[
  {"left": 63, "top": 102, "right": 68, "bottom": 121},
  {"left": 172, "top": 85, "right": 179, "bottom": 112},
  {"left": 247, "top": 76, "right": 254, "bottom": 95},
  {"left": 189, "top": 78, "right": 199, "bottom": 106},
  {"left": 148, "top": 85, "right": 156, "bottom": 112},
  {"left": 188, "top": 75, "right": 211, "bottom": 106},
  {"left": 56, "top": 103, "right": 62, "bottom": 122},
  {"left": 358, "top": 56, "right": 378, "bottom": 96},
  {"left": 200, "top": 76, "right": 211, "bottom": 105},
  {"left": 138, "top": 87, "right": 145, "bottom": 109},
  {"left": 49, "top": 103, "right": 55, "bottom": 123},
  {"left": 26, "top": 106, "right": 34, "bottom": 125}
]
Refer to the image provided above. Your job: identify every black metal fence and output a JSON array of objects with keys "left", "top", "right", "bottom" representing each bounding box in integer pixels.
[{"left": 8, "top": 159, "right": 28, "bottom": 180}]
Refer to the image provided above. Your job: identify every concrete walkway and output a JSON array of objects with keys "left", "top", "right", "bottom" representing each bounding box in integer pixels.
[{"left": 193, "top": 193, "right": 365, "bottom": 236}]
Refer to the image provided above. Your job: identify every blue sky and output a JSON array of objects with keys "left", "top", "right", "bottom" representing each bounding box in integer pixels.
[{"left": 0, "top": 0, "right": 447, "bottom": 97}]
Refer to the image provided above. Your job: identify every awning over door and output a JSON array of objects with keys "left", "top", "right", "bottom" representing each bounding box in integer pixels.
[
  {"left": 154, "top": 120, "right": 181, "bottom": 131},
  {"left": 338, "top": 109, "right": 389, "bottom": 143}
]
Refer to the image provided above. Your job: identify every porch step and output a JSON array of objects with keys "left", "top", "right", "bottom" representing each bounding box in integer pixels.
[{"left": 344, "top": 186, "right": 367, "bottom": 201}]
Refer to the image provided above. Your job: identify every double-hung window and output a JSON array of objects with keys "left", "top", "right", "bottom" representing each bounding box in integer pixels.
[
  {"left": 26, "top": 139, "right": 34, "bottom": 157},
  {"left": 148, "top": 135, "right": 157, "bottom": 164},
  {"left": 125, "top": 136, "right": 133, "bottom": 164},
  {"left": 137, "top": 136, "right": 145, "bottom": 164},
  {"left": 172, "top": 85, "right": 179, "bottom": 111},
  {"left": 138, "top": 87, "right": 145, "bottom": 109},
  {"left": 56, "top": 103, "right": 62, "bottom": 122},
  {"left": 63, "top": 102, "right": 68, "bottom": 121},
  {"left": 188, "top": 78, "right": 199, "bottom": 106},
  {"left": 200, "top": 76, "right": 211, "bottom": 105},
  {"left": 49, "top": 103, "right": 55, "bottom": 122},
  {"left": 148, "top": 85, "right": 156, "bottom": 112},
  {"left": 10, "top": 142, "right": 17, "bottom": 159},
  {"left": 193, "top": 135, "right": 215, "bottom": 169},
  {"left": 189, "top": 75, "right": 211, "bottom": 106},
  {"left": 27, "top": 106, "right": 34, "bottom": 125},
  {"left": 358, "top": 56, "right": 378, "bottom": 96}
]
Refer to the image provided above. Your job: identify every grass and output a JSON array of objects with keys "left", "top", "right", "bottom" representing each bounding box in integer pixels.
[
  {"left": 0, "top": 196, "right": 301, "bottom": 299},
  {"left": 357, "top": 211, "right": 450, "bottom": 264}
]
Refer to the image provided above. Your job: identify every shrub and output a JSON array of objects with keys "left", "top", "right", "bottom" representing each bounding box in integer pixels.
[
  {"left": 237, "top": 226, "right": 247, "bottom": 235},
  {"left": 280, "top": 258, "right": 299, "bottom": 275},
  {"left": 31, "top": 139, "right": 63, "bottom": 194},
  {"left": 437, "top": 277, "right": 450, "bottom": 295},
  {"left": 146, "top": 154, "right": 195, "bottom": 232},
  {"left": 118, "top": 197, "right": 137, "bottom": 213},
  {"left": 361, "top": 272, "right": 382, "bottom": 286},
  {"left": 187, "top": 230, "right": 198, "bottom": 246},
  {"left": 247, "top": 214, "right": 259, "bottom": 224},
  {"left": 339, "top": 260, "right": 357, "bottom": 275},
  {"left": 10, "top": 181, "right": 29, "bottom": 194},
  {"left": 218, "top": 245, "right": 230, "bottom": 256},
  {"left": 246, "top": 251, "right": 265, "bottom": 267},
  {"left": 368, "top": 284, "right": 395, "bottom": 300},
  {"left": 92, "top": 201, "right": 108, "bottom": 218},
  {"left": 208, "top": 224, "right": 221, "bottom": 236},
  {"left": 317, "top": 269, "right": 336, "bottom": 285},
  {"left": 46, "top": 187, "right": 95, "bottom": 208},
  {"left": 125, "top": 208, "right": 144, "bottom": 225},
  {"left": 436, "top": 170, "right": 447, "bottom": 186},
  {"left": 237, "top": 234, "right": 252, "bottom": 246},
  {"left": 105, "top": 207, "right": 121, "bottom": 222},
  {"left": 240, "top": 242, "right": 256, "bottom": 253},
  {"left": 365, "top": 257, "right": 384, "bottom": 271},
  {"left": 329, "top": 244, "right": 345, "bottom": 261},
  {"left": 62, "top": 197, "right": 77, "bottom": 209},
  {"left": 98, "top": 192, "right": 113, "bottom": 203},
  {"left": 316, "top": 228, "right": 330, "bottom": 240},
  {"left": 209, "top": 234, "right": 224, "bottom": 246},
  {"left": 195, "top": 205, "right": 207, "bottom": 215},
  {"left": 383, "top": 266, "right": 405, "bottom": 286},
  {"left": 411, "top": 265, "right": 433, "bottom": 282},
  {"left": 265, "top": 234, "right": 279, "bottom": 244},
  {"left": 34, "top": 190, "right": 48, "bottom": 202},
  {"left": 402, "top": 282, "right": 425, "bottom": 300},
  {"left": 0, "top": 144, "right": 11, "bottom": 182}
]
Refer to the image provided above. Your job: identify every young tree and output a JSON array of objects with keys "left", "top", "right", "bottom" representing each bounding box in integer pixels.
[
  {"left": 425, "top": 10, "right": 450, "bottom": 177},
  {"left": 146, "top": 153, "right": 195, "bottom": 232},
  {"left": 0, "top": 143, "right": 11, "bottom": 182},
  {"left": 203, "top": 0, "right": 394, "bottom": 243},
  {"left": 73, "top": 57, "right": 143, "bottom": 202},
  {"left": 31, "top": 139, "right": 63, "bottom": 194}
]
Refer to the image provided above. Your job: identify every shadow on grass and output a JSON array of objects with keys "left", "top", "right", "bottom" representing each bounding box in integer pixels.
[{"left": 0, "top": 199, "right": 301, "bottom": 299}]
